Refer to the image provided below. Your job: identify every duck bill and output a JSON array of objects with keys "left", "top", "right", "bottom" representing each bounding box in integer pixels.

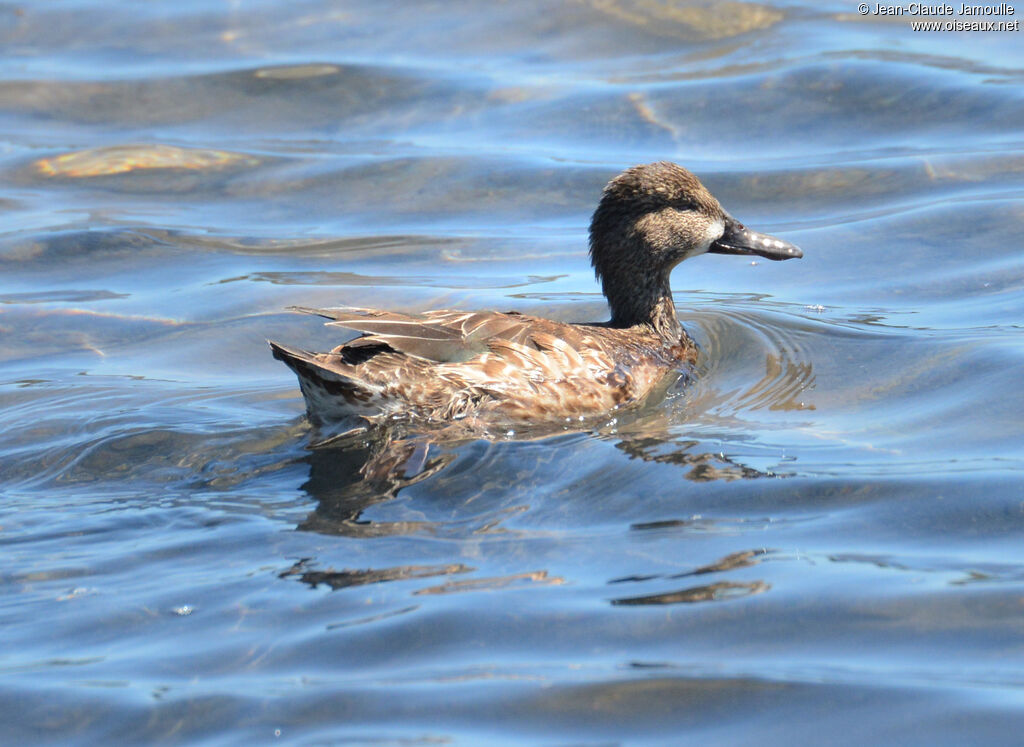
[{"left": 709, "top": 215, "right": 802, "bottom": 261}]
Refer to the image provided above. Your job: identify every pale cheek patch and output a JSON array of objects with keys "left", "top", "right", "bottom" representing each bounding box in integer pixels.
[{"left": 692, "top": 217, "right": 724, "bottom": 256}]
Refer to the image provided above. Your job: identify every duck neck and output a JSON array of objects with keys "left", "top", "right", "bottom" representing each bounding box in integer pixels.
[{"left": 606, "top": 269, "right": 682, "bottom": 342}]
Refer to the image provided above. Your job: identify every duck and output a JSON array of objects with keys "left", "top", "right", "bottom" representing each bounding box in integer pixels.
[{"left": 270, "top": 162, "right": 802, "bottom": 431}]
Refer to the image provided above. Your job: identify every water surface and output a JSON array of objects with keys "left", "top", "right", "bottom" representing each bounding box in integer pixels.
[{"left": 2, "top": 1, "right": 1024, "bottom": 743}]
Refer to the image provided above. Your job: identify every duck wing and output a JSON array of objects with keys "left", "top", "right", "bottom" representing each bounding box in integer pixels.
[{"left": 289, "top": 306, "right": 549, "bottom": 363}]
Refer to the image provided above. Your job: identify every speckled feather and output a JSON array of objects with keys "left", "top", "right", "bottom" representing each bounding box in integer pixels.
[{"left": 270, "top": 307, "right": 695, "bottom": 427}]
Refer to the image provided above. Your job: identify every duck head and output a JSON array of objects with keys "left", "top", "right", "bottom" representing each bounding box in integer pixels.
[{"left": 589, "top": 161, "right": 801, "bottom": 337}]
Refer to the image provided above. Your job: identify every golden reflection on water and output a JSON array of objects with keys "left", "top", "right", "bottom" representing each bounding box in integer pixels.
[
  {"left": 34, "top": 144, "right": 259, "bottom": 178},
  {"left": 584, "top": 0, "right": 783, "bottom": 40},
  {"left": 253, "top": 64, "right": 341, "bottom": 79}
]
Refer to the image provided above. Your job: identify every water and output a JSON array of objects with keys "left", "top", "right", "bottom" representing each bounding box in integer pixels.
[{"left": 2, "top": 1, "right": 1024, "bottom": 743}]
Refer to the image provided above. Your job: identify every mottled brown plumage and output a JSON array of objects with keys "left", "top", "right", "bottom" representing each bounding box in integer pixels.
[{"left": 271, "top": 162, "right": 802, "bottom": 431}]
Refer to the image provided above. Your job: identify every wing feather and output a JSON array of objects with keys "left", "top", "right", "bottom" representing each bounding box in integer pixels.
[{"left": 289, "top": 305, "right": 602, "bottom": 368}]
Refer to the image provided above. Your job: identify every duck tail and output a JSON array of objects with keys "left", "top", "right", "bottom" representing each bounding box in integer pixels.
[
  {"left": 268, "top": 340, "right": 318, "bottom": 368},
  {"left": 268, "top": 341, "right": 384, "bottom": 424}
]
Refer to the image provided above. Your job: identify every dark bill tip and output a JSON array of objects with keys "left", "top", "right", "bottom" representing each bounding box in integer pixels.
[{"left": 709, "top": 216, "right": 802, "bottom": 261}]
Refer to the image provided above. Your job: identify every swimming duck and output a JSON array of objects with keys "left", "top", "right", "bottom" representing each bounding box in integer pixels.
[{"left": 271, "top": 162, "right": 801, "bottom": 430}]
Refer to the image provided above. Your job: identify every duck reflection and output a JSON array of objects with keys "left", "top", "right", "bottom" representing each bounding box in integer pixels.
[
  {"left": 296, "top": 429, "right": 455, "bottom": 538},
  {"left": 296, "top": 413, "right": 783, "bottom": 541},
  {"left": 280, "top": 557, "right": 472, "bottom": 591},
  {"left": 614, "top": 435, "right": 774, "bottom": 481},
  {"left": 609, "top": 549, "right": 771, "bottom": 606},
  {"left": 288, "top": 411, "right": 786, "bottom": 604},
  {"left": 611, "top": 580, "right": 770, "bottom": 605},
  {"left": 750, "top": 353, "right": 816, "bottom": 412}
]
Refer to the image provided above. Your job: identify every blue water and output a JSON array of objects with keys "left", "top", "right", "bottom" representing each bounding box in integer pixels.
[{"left": 2, "top": 1, "right": 1024, "bottom": 743}]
